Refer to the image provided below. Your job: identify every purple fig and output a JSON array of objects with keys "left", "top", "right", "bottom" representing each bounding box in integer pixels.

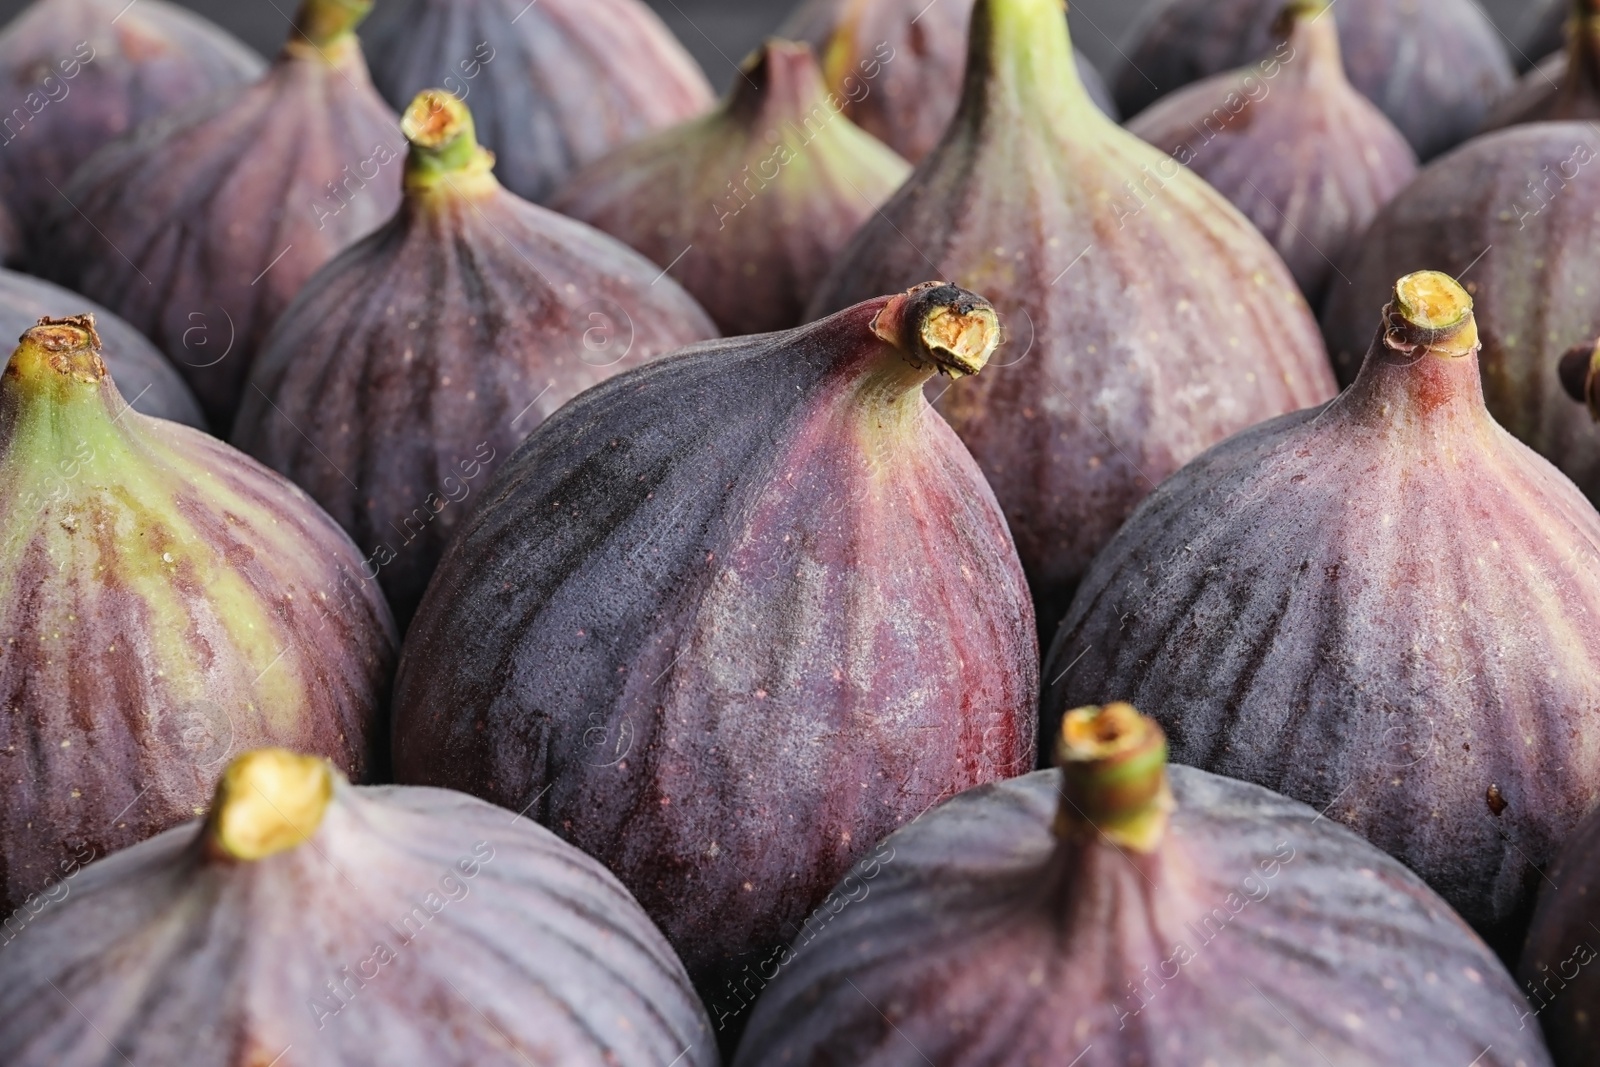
[
  {"left": 1045, "top": 272, "right": 1600, "bottom": 950},
  {"left": 33, "top": 0, "right": 400, "bottom": 432},
  {"left": 359, "top": 0, "right": 714, "bottom": 205},
  {"left": 1127, "top": 0, "right": 1418, "bottom": 305},
  {"left": 0, "top": 316, "right": 396, "bottom": 915},
  {"left": 1482, "top": 0, "right": 1600, "bottom": 131},
  {"left": 1521, "top": 0, "right": 1572, "bottom": 69},
  {"left": 233, "top": 90, "right": 718, "bottom": 631},
  {"left": 809, "top": 0, "right": 1337, "bottom": 633},
  {"left": 1520, "top": 799, "right": 1600, "bottom": 1065},
  {"left": 551, "top": 39, "right": 910, "bottom": 337}
]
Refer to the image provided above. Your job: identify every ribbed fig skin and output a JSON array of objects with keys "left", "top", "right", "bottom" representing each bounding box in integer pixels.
[
  {"left": 1126, "top": 4, "right": 1418, "bottom": 306},
  {"left": 1520, "top": 804, "right": 1600, "bottom": 1065},
  {"left": 809, "top": 0, "right": 1336, "bottom": 631},
  {"left": 0, "top": 0, "right": 262, "bottom": 260},
  {"left": 734, "top": 767, "right": 1551, "bottom": 1067},
  {"left": 234, "top": 104, "right": 718, "bottom": 632},
  {"left": 0, "top": 326, "right": 396, "bottom": 914},
  {"left": 0, "top": 771, "right": 716, "bottom": 1066},
  {"left": 1116, "top": 0, "right": 1514, "bottom": 161},
  {"left": 551, "top": 40, "right": 910, "bottom": 336},
  {"left": 1482, "top": 4, "right": 1600, "bottom": 131},
  {"left": 33, "top": 18, "right": 400, "bottom": 431},
  {"left": 778, "top": 0, "right": 1115, "bottom": 163},
  {"left": 392, "top": 289, "right": 1038, "bottom": 1029},
  {"left": 1322, "top": 124, "right": 1600, "bottom": 502},
  {"left": 0, "top": 269, "right": 203, "bottom": 427},
  {"left": 1044, "top": 296, "right": 1600, "bottom": 941},
  {"left": 360, "top": 0, "right": 713, "bottom": 205}
]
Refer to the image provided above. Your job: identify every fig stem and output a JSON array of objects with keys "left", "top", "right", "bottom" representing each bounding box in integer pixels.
[
  {"left": 960, "top": 0, "right": 1101, "bottom": 127},
  {"left": 291, "top": 0, "right": 372, "bottom": 49},
  {"left": 401, "top": 90, "right": 497, "bottom": 194},
  {"left": 1558, "top": 339, "right": 1600, "bottom": 422},
  {"left": 205, "top": 749, "right": 336, "bottom": 863},
  {"left": 870, "top": 282, "right": 1001, "bottom": 378},
  {"left": 1052, "top": 703, "right": 1174, "bottom": 854},
  {"left": 730, "top": 39, "right": 828, "bottom": 124},
  {"left": 5, "top": 316, "right": 106, "bottom": 388},
  {"left": 1383, "top": 271, "right": 1479, "bottom": 359}
]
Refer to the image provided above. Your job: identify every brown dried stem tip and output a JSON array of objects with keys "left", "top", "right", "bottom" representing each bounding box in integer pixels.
[
  {"left": 7, "top": 315, "right": 106, "bottom": 385},
  {"left": 204, "top": 749, "right": 336, "bottom": 863},
  {"left": 1053, "top": 702, "right": 1175, "bottom": 853},
  {"left": 870, "top": 282, "right": 1002, "bottom": 378},
  {"left": 1383, "top": 271, "right": 1479, "bottom": 359}
]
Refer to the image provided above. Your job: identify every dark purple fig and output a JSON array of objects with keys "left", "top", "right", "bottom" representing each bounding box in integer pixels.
[
  {"left": 0, "top": 0, "right": 262, "bottom": 261},
  {"left": 33, "top": 0, "right": 401, "bottom": 432},
  {"left": 359, "top": 0, "right": 713, "bottom": 205},
  {"left": 1321, "top": 123, "right": 1600, "bottom": 502},
  {"left": 1116, "top": 0, "right": 1514, "bottom": 160},
  {"left": 0, "top": 268, "right": 203, "bottom": 428},
  {"left": 778, "top": 0, "right": 1115, "bottom": 163},
  {"left": 809, "top": 0, "right": 1336, "bottom": 633},
  {"left": 0, "top": 317, "right": 395, "bottom": 915},
  {"left": 1044, "top": 272, "right": 1600, "bottom": 950},
  {"left": 1520, "top": 801, "right": 1600, "bottom": 1065},
  {"left": 0, "top": 748, "right": 717, "bottom": 1067},
  {"left": 1127, "top": 0, "right": 1418, "bottom": 306},
  {"left": 392, "top": 283, "right": 1038, "bottom": 1037},
  {"left": 233, "top": 91, "right": 716, "bottom": 631},
  {"left": 735, "top": 703, "right": 1552, "bottom": 1067},
  {"left": 551, "top": 40, "right": 909, "bottom": 337},
  {"left": 1482, "top": 1, "right": 1600, "bottom": 130}
]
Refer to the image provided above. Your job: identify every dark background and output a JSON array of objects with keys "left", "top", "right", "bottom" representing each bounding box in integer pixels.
[{"left": 0, "top": 0, "right": 1557, "bottom": 92}]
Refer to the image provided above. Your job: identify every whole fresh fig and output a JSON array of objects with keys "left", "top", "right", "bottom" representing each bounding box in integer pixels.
[
  {"left": 0, "top": 269, "right": 203, "bottom": 428},
  {"left": 0, "top": 0, "right": 262, "bottom": 261},
  {"left": 0, "top": 748, "right": 716, "bottom": 1067},
  {"left": 392, "top": 283, "right": 1038, "bottom": 1039},
  {"left": 1115, "top": 0, "right": 1514, "bottom": 160},
  {"left": 1322, "top": 123, "right": 1600, "bottom": 502},
  {"left": 1520, "top": 801, "right": 1600, "bottom": 1066},
  {"left": 1482, "top": 0, "right": 1600, "bottom": 131},
  {"left": 34, "top": 0, "right": 400, "bottom": 431},
  {"left": 735, "top": 704, "right": 1552, "bottom": 1067},
  {"left": 1045, "top": 272, "right": 1600, "bottom": 950},
  {"left": 360, "top": 0, "right": 713, "bottom": 205},
  {"left": 0, "top": 317, "right": 395, "bottom": 915},
  {"left": 1127, "top": 0, "right": 1418, "bottom": 305},
  {"left": 552, "top": 40, "right": 909, "bottom": 336},
  {"left": 809, "top": 0, "right": 1336, "bottom": 633},
  {"left": 778, "top": 0, "right": 1115, "bottom": 163}
]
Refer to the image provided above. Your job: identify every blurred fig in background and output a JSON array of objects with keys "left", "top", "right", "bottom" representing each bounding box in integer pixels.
[
  {"left": 552, "top": 40, "right": 909, "bottom": 336},
  {"left": 1046, "top": 272, "right": 1600, "bottom": 953},
  {"left": 0, "top": 0, "right": 262, "bottom": 263},
  {"left": 1521, "top": 801, "right": 1600, "bottom": 1066},
  {"left": 809, "top": 0, "right": 1335, "bottom": 636},
  {"left": 0, "top": 317, "right": 396, "bottom": 916},
  {"left": 1481, "top": 0, "right": 1600, "bottom": 131},
  {"left": 1128, "top": 0, "right": 1417, "bottom": 306},
  {"left": 361, "top": 0, "right": 713, "bottom": 204},
  {"left": 234, "top": 91, "right": 717, "bottom": 631},
  {"left": 778, "top": 0, "right": 1116, "bottom": 164},
  {"left": 33, "top": 0, "right": 399, "bottom": 432},
  {"left": 0, "top": 269, "right": 203, "bottom": 427},
  {"left": 1521, "top": 0, "right": 1573, "bottom": 68},
  {"left": 1116, "top": 0, "right": 1514, "bottom": 161}
]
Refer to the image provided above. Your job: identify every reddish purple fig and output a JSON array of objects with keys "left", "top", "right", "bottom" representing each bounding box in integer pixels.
[
  {"left": 1045, "top": 272, "right": 1600, "bottom": 951},
  {"left": 551, "top": 40, "right": 909, "bottom": 337},
  {"left": 1116, "top": 0, "right": 1514, "bottom": 160},
  {"left": 1482, "top": 1, "right": 1600, "bottom": 131},
  {"left": 0, "top": 316, "right": 395, "bottom": 915},
  {"left": 233, "top": 90, "right": 717, "bottom": 630},
  {"left": 34, "top": 0, "right": 400, "bottom": 431},
  {"left": 735, "top": 704, "right": 1553, "bottom": 1067},
  {"left": 1127, "top": 0, "right": 1418, "bottom": 305},
  {"left": 809, "top": 0, "right": 1336, "bottom": 632},
  {"left": 360, "top": 0, "right": 713, "bottom": 204},
  {"left": 1520, "top": 800, "right": 1600, "bottom": 1066},
  {"left": 392, "top": 282, "right": 1038, "bottom": 1045},
  {"left": 0, "top": 0, "right": 262, "bottom": 261}
]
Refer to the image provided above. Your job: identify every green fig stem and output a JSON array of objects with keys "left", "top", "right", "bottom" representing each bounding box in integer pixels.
[
  {"left": 959, "top": 0, "right": 1100, "bottom": 129},
  {"left": 401, "top": 90, "right": 498, "bottom": 196},
  {"left": 1053, "top": 703, "right": 1174, "bottom": 854},
  {"left": 728, "top": 39, "right": 828, "bottom": 125},
  {"left": 205, "top": 749, "right": 336, "bottom": 863},
  {"left": 291, "top": 0, "right": 371, "bottom": 49},
  {"left": 1382, "top": 271, "right": 1479, "bottom": 360},
  {"left": 870, "top": 282, "right": 1001, "bottom": 379},
  {"left": 1275, "top": 0, "right": 1342, "bottom": 75},
  {"left": 1558, "top": 338, "right": 1600, "bottom": 421},
  {"left": 1, "top": 316, "right": 135, "bottom": 468}
]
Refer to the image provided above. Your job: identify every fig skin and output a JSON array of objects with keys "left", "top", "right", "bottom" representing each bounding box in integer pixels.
[
  {"left": 551, "top": 40, "right": 910, "bottom": 337},
  {"left": 1519, "top": 803, "right": 1600, "bottom": 1065},
  {"left": 1481, "top": 1, "right": 1600, "bottom": 131},
  {"left": 0, "top": 0, "right": 263, "bottom": 261},
  {"left": 778, "top": 0, "right": 1115, "bottom": 164},
  {"left": 1044, "top": 273, "right": 1600, "bottom": 948},
  {"left": 808, "top": 0, "right": 1336, "bottom": 634},
  {"left": 1126, "top": 0, "right": 1418, "bottom": 306},
  {"left": 1115, "top": 0, "right": 1514, "bottom": 161},
  {"left": 1321, "top": 123, "right": 1600, "bottom": 503},
  {"left": 233, "top": 92, "right": 717, "bottom": 631},
  {"left": 0, "top": 318, "right": 396, "bottom": 915},
  {"left": 33, "top": 0, "right": 400, "bottom": 432},
  {"left": 360, "top": 0, "right": 713, "bottom": 205},
  {"left": 0, "top": 269, "right": 204, "bottom": 428},
  {"left": 735, "top": 705, "right": 1552, "bottom": 1067},
  {"left": 0, "top": 749, "right": 717, "bottom": 1067},
  {"left": 392, "top": 283, "right": 1038, "bottom": 1037}
]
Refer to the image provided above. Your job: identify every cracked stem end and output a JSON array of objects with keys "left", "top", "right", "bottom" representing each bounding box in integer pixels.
[
  {"left": 206, "top": 749, "right": 335, "bottom": 862},
  {"left": 870, "top": 282, "right": 1002, "bottom": 378},
  {"left": 1384, "top": 270, "right": 1479, "bottom": 359}
]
